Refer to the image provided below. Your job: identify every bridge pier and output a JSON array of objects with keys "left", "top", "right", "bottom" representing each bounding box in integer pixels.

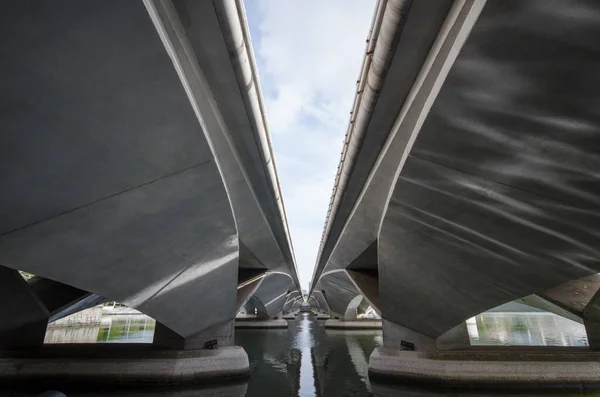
[
  {"left": 153, "top": 321, "right": 235, "bottom": 349},
  {"left": 0, "top": 316, "right": 249, "bottom": 384},
  {"left": 322, "top": 296, "right": 381, "bottom": 330},
  {"left": 235, "top": 311, "right": 288, "bottom": 329},
  {"left": 0, "top": 267, "right": 48, "bottom": 350}
]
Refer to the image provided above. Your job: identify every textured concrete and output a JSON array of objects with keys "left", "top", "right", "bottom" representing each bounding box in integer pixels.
[
  {"left": 20, "top": 383, "right": 251, "bottom": 397},
  {"left": 377, "top": 0, "right": 600, "bottom": 340},
  {"left": 153, "top": 321, "right": 234, "bottom": 350},
  {"left": 12, "top": 384, "right": 250, "bottom": 397},
  {"left": 315, "top": 271, "right": 364, "bottom": 318},
  {"left": 0, "top": 0, "right": 299, "bottom": 355},
  {"left": 436, "top": 322, "right": 471, "bottom": 351},
  {"left": 541, "top": 274, "right": 600, "bottom": 316},
  {"left": 28, "top": 277, "right": 89, "bottom": 315},
  {"left": 234, "top": 319, "right": 288, "bottom": 329},
  {"left": 311, "top": 0, "right": 600, "bottom": 356},
  {"left": 370, "top": 348, "right": 600, "bottom": 389},
  {"left": 0, "top": 266, "right": 48, "bottom": 349},
  {"left": 0, "top": 345, "right": 248, "bottom": 384},
  {"left": 382, "top": 320, "right": 436, "bottom": 352},
  {"left": 325, "top": 319, "right": 382, "bottom": 330},
  {"left": 245, "top": 273, "right": 294, "bottom": 319}
]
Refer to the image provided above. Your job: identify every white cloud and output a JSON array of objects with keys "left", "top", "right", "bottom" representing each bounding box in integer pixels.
[{"left": 246, "top": 0, "right": 376, "bottom": 289}]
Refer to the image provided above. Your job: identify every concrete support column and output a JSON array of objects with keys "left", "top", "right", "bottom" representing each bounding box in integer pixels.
[
  {"left": 382, "top": 319, "right": 436, "bottom": 351},
  {"left": 344, "top": 295, "right": 363, "bottom": 320},
  {"left": 436, "top": 322, "right": 471, "bottom": 350},
  {"left": 330, "top": 312, "right": 345, "bottom": 320},
  {"left": 153, "top": 320, "right": 234, "bottom": 350},
  {"left": 0, "top": 266, "right": 49, "bottom": 350},
  {"left": 583, "top": 290, "right": 600, "bottom": 350}
]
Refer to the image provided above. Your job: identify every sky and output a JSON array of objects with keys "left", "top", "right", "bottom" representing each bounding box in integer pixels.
[{"left": 245, "top": 1, "right": 376, "bottom": 290}]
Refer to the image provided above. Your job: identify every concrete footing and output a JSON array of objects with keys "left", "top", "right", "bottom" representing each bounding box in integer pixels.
[
  {"left": 234, "top": 319, "right": 288, "bottom": 329},
  {"left": 282, "top": 313, "right": 297, "bottom": 320},
  {"left": 324, "top": 319, "right": 382, "bottom": 329},
  {"left": 0, "top": 344, "right": 249, "bottom": 385},
  {"left": 316, "top": 313, "right": 330, "bottom": 320},
  {"left": 369, "top": 347, "right": 600, "bottom": 389}
]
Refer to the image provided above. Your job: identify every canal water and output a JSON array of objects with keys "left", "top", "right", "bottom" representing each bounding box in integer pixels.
[{"left": 5, "top": 312, "right": 597, "bottom": 396}]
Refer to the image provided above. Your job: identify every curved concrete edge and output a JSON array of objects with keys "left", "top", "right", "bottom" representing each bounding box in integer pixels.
[
  {"left": 234, "top": 319, "right": 288, "bottom": 329},
  {"left": 0, "top": 346, "right": 249, "bottom": 385},
  {"left": 324, "top": 319, "right": 382, "bottom": 329},
  {"left": 369, "top": 347, "right": 600, "bottom": 389}
]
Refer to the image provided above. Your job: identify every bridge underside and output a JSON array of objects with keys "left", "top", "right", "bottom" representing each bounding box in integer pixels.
[
  {"left": 311, "top": 0, "right": 600, "bottom": 352},
  {"left": 0, "top": 0, "right": 298, "bottom": 355}
]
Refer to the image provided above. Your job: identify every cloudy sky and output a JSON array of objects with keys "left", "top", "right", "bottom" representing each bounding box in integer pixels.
[{"left": 245, "top": 1, "right": 376, "bottom": 290}]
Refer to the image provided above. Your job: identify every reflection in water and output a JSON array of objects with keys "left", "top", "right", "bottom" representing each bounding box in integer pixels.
[
  {"left": 237, "top": 313, "right": 380, "bottom": 397},
  {"left": 311, "top": 320, "right": 381, "bottom": 397},
  {"left": 294, "top": 314, "right": 317, "bottom": 396},
  {"left": 45, "top": 315, "right": 155, "bottom": 344},
  {"left": 8, "top": 312, "right": 596, "bottom": 396},
  {"left": 236, "top": 323, "right": 301, "bottom": 397},
  {"left": 469, "top": 313, "right": 588, "bottom": 347}
]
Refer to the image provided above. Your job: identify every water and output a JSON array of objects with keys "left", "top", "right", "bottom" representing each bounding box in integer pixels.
[
  {"left": 6, "top": 312, "right": 597, "bottom": 396},
  {"left": 468, "top": 313, "right": 588, "bottom": 347},
  {"left": 237, "top": 313, "right": 380, "bottom": 397},
  {"left": 44, "top": 315, "right": 155, "bottom": 344}
]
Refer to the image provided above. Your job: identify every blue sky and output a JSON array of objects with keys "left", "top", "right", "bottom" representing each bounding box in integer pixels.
[{"left": 244, "top": 1, "right": 376, "bottom": 290}]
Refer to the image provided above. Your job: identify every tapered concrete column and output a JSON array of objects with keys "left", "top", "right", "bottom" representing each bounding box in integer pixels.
[
  {"left": 0, "top": 266, "right": 49, "bottom": 350},
  {"left": 583, "top": 290, "right": 600, "bottom": 350},
  {"left": 330, "top": 312, "right": 345, "bottom": 320},
  {"left": 436, "top": 322, "right": 471, "bottom": 350},
  {"left": 343, "top": 295, "right": 363, "bottom": 320},
  {"left": 382, "top": 319, "right": 436, "bottom": 351},
  {"left": 153, "top": 320, "right": 234, "bottom": 350}
]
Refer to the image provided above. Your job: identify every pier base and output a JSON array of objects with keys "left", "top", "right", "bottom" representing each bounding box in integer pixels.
[
  {"left": 369, "top": 347, "right": 600, "bottom": 389},
  {"left": 324, "top": 319, "right": 382, "bottom": 330},
  {"left": 0, "top": 344, "right": 248, "bottom": 385},
  {"left": 234, "top": 319, "right": 288, "bottom": 329}
]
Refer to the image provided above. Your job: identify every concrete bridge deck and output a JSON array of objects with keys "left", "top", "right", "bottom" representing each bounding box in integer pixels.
[
  {"left": 0, "top": 0, "right": 299, "bottom": 382},
  {"left": 308, "top": 0, "right": 600, "bottom": 387}
]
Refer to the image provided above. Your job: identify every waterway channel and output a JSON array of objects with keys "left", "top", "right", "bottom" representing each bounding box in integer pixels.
[{"left": 3, "top": 312, "right": 597, "bottom": 396}]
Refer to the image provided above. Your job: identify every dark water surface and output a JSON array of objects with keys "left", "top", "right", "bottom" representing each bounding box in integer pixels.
[
  {"left": 3, "top": 312, "right": 598, "bottom": 396},
  {"left": 238, "top": 312, "right": 381, "bottom": 397}
]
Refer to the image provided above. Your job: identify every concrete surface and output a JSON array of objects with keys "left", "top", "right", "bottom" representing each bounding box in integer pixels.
[
  {"left": 234, "top": 319, "right": 288, "bottom": 329},
  {"left": 0, "top": 266, "right": 48, "bottom": 349},
  {"left": 369, "top": 347, "right": 600, "bottom": 389},
  {"left": 310, "top": 0, "right": 600, "bottom": 353},
  {"left": 10, "top": 383, "right": 250, "bottom": 397},
  {"left": 0, "top": 0, "right": 299, "bottom": 350},
  {"left": 325, "top": 319, "right": 382, "bottom": 330},
  {"left": 244, "top": 273, "right": 294, "bottom": 319},
  {"left": 0, "top": 344, "right": 249, "bottom": 384},
  {"left": 153, "top": 321, "right": 234, "bottom": 350}
]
